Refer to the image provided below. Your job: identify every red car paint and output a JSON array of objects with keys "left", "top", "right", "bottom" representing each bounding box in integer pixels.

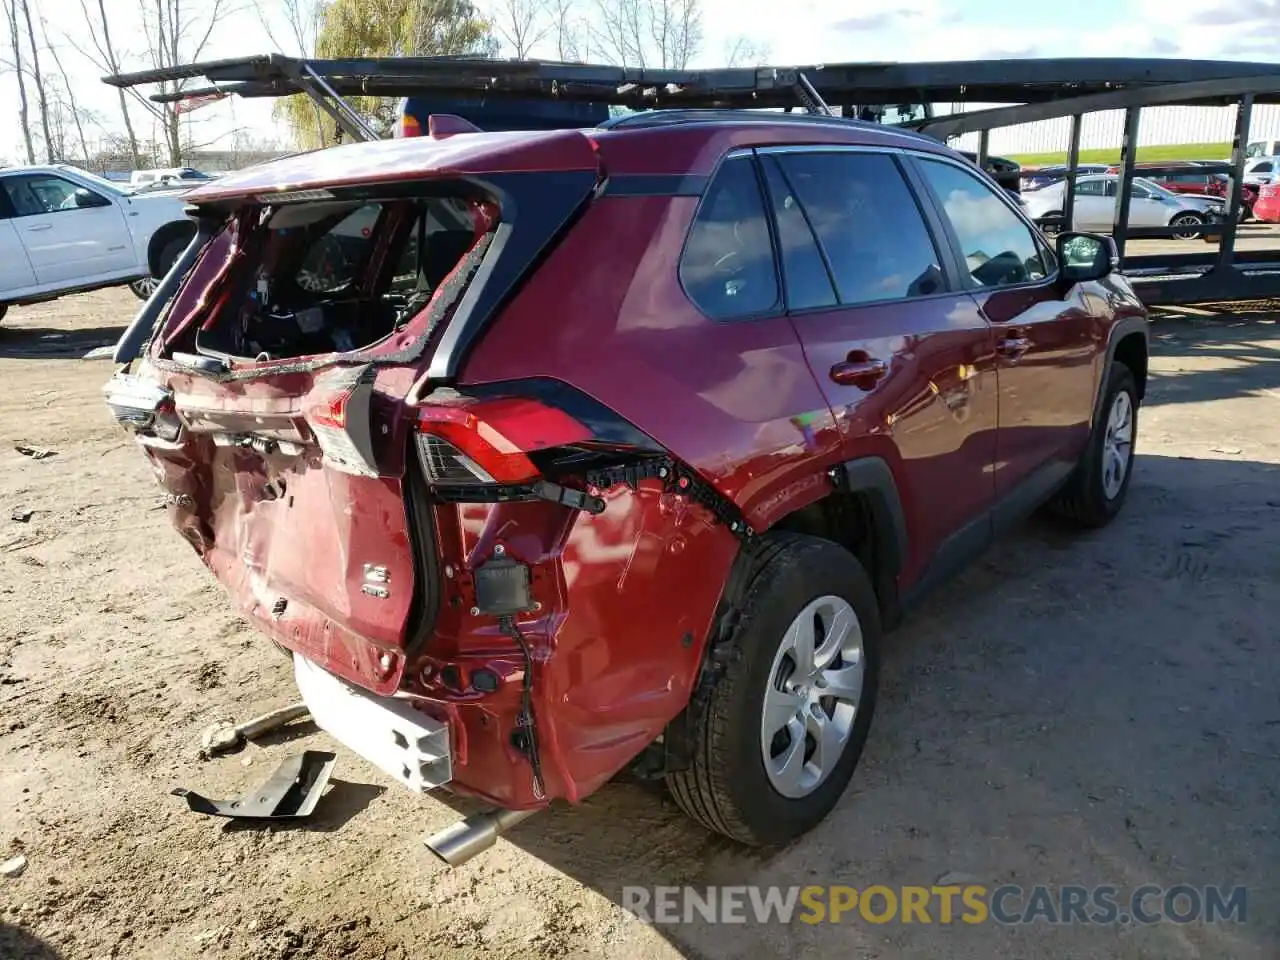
[
  {"left": 112, "top": 114, "right": 1149, "bottom": 813},
  {"left": 1252, "top": 182, "right": 1280, "bottom": 222}
]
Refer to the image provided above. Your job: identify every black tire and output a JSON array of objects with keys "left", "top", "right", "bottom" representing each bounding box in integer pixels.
[
  {"left": 1170, "top": 212, "right": 1204, "bottom": 241},
  {"left": 128, "top": 236, "right": 187, "bottom": 300},
  {"left": 666, "top": 533, "right": 881, "bottom": 846},
  {"left": 1037, "top": 212, "right": 1064, "bottom": 236},
  {"left": 0, "top": 304, "right": 7, "bottom": 324},
  {"left": 1049, "top": 362, "right": 1138, "bottom": 529}
]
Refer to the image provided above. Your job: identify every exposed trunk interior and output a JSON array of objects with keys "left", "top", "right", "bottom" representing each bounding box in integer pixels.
[{"left": 171, "top": 194, "right": 487, "bottom": 364}]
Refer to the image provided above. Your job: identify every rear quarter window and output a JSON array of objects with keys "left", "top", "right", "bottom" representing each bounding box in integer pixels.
[{"left": 678, "top": 157, "right": 779, "bottom": 319}]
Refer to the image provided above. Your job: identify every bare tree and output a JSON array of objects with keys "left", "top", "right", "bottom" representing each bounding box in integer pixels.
[
  {"left": 551, "top": 0, "right": 584, "bottom": 60},
  {"left": 494, "top": 0, "right": 551, "bottom": 58},
  {"left": 255, "top": 0, "right": 325, "bottom": 143},
  {"left": 19, "top": 0, "right": 51, "bottom": 159},
  {"left": 2, "top": 0, "right": 35, "bottom": 162},
  {"left": 135, "top": 0, "right": 230, "bottom": 166},
  {"left": 39, "top": 14, "right": 91, "bottom": 165},
  {"left": 79, "top": 0, "right": 141, "bottom": 165},
  {"left": 592, "top": 0, "right": 700, "bottom": 69},
  {"left": 723, "top": 35, "right": 769, "bottom": 68}
]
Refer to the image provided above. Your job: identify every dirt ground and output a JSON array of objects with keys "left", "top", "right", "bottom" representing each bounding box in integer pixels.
[{"left": 0, "top": 289, "right": 1276, "bottom": 960}]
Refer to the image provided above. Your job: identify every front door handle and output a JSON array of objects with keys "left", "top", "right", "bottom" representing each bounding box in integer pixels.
[
  {"left": 830, "top": 356, "right": 888, "bottom": 389},
  {"left": 27, "top": 223, "right": 52, "bottom": 232},
  {"left": 997, "top": 336, "right": 1032, "bottom": 359}
]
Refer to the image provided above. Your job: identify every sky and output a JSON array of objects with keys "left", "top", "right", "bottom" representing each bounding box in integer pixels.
[{"left": 4, "top": 0, "right": 1279, "bottom": 165}]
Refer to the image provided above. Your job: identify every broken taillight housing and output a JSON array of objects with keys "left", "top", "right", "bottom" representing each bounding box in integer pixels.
[
  {"left": 301, "top": 366, "right": 378, "bottom": 476},
  {"left": 414, "top": 397, "right": 592, "bottom": 489}
]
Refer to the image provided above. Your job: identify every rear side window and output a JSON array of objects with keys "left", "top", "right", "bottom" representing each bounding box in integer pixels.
[
  {"left": 679, "top": 157, "right": 779, "bottom": 318},
  {"left": 775, "top": 152, "right": 946, "bottom": 305},
  {"left": 760, "top": 157, "right": 837, "bottom": 311},
  {"left": 917, "top": 158, "right": 1049, "bottom": 289}
]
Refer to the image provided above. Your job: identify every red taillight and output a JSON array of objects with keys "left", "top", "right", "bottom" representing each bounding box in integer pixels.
[
  {"left": 397, "top": 113, "right": 423, "bottom": 138},
  {"left": 415, "top": 397, "right": 591, "bottom": 486},
  {"left": 302, "top": 368, "right": 377, "bottom": 476}
]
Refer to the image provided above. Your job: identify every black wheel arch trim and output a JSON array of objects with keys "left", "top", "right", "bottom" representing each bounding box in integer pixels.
[
  {"left": 1093, "top": 315, "right": 1149, "bottom": 427},
  {"left": 840, "top": 456, "right": 909, "bottom": 578}
]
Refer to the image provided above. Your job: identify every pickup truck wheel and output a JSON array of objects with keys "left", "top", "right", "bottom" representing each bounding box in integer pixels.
[
  {"left": 1050, "top": 362, "right": 1138, "bottom": 528},
  {"left": 666, "top": 534, "right": 880, "bottom": 846}
]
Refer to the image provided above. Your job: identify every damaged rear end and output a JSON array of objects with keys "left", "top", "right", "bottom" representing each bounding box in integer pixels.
[{"left": 104, "top": 129, "right": 741, "bottom": 812}]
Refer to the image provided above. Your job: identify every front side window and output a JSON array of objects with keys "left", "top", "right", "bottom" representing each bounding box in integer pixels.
[
  {"left": 776, "top": 151, "right": 946, "bottom": 305},
  {"left": 679, "top": 157, "right": 779, "bottom": 319},
  {"left": 2, "top": 175, "right": 106, "bottom": 216},
  {"left": 918, "top": 158, "right": 1049, "bottom": 288},
  {"left": 1075, "top": 179, "right": 1105, "bottom": 197}
]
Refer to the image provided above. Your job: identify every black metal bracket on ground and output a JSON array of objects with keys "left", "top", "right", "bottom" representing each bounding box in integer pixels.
[{"left": 171, "top": 750, "right": 336, "bottom": 820}]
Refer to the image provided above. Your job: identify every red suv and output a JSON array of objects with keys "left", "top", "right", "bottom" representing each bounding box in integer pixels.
[{"left": 105, "top": 112, "right": 1149, "bottom": 859}]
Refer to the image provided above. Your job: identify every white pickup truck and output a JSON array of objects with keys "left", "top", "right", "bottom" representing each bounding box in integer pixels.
[{"left": 0, "top": 165, "right": 197, "bottom": 323}]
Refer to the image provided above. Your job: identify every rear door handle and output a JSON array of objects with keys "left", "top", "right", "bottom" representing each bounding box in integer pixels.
[
  {"left": 27, "top": 224, "right": 52, "bottom": 233},
  {"left": 997, "top": 336, "right": 1031, "bottom": 359},
  {"left": 830, "top": 357, "right": 888, "bottom": 388}
]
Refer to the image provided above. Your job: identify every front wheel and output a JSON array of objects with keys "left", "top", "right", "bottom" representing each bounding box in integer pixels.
[
  {"left": 1049, "top": 362, "right": 1138, "bottom": 529},
  {"left": 1170, "top": 212, "right": 1205, "bottom": 241},
  {"left": 665, "top": 534, "right": 880, "bottom": 846}
]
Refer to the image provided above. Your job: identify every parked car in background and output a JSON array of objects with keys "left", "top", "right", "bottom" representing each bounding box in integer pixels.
[
  {"left": 106, "top": 111, "right": 1149, "bottom": 856},
  {"left": 1020, "top": 163, "right": 1109, "bottom": 191},
  {"left": 1106, "top": 160, "right": 1218, "bottom": 195},
  {"left": 1205, "top": 173, "right": 1260, "bottom": 220},
  {"left": 1023, "top": 173, "right": 1225, "bottom": 239},
  {"left": 129, "top": 167, "right": 217, "bottom": 189},
  {"left": 0, "top": 164, "right": 196, "bottom": 321},
  {"left": 1247, "top": 139, "right": 1280, "bottom": 158},
  {"left": 1243, "top": 156, "right": 1280, "bottom": 185},
  {"left": 1252, "top": 182, "right": 1280, "bottom": 222}
]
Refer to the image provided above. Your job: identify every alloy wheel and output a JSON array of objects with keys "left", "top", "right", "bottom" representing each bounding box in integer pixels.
[{"left": 1102, "top": 388, "right": 1134, "bottom": 500}]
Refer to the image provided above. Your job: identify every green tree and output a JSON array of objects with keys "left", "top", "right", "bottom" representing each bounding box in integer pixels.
[{"left": 279, "top": 0, "right": 496, "bottom": 149}]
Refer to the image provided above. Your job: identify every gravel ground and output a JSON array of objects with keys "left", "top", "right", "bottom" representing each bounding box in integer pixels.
[{"left": 0, "top": 289, "right": 1276, "bottom": 960}]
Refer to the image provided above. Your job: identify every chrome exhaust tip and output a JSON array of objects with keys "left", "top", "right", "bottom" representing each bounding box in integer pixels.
[{"left": 424, "top": 807, "right": 537, "bottom": 867}]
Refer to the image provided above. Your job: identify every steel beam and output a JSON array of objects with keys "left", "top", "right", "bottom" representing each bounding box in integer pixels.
[
  {"left": 916, "top": 75, "right": 1280, "bottom": 140},
  {"left": 1216, "top": 94, "right": 1253, "bottom": 271},
  {"left": 1112, "top": 108, "right": 1141, "bottom": 259}
]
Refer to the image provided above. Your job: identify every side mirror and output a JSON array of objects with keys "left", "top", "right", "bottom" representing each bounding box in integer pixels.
[
  {"left": 74, "top": 188, "right": 108, "bottom": 209},
  {"left": 1057, "top": 232, "right": 1117, "bottom": 283}
]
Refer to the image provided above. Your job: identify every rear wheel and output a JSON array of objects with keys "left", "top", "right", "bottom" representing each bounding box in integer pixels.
[
  {"left": 128, "top": 236, "right": 187, "bottom": 300},
  {"left": 1170, "top": 211, "right": 1205, "bottom": 241},
  {"left": 666, "top": 534, "right": 880, "bottom": 846},
  {"left": 1050, "top": 362, "right": 1138, "bottom": 529}
]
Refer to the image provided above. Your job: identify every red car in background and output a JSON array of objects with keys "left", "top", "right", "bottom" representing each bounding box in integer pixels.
[
  {"left": 1105, "top": 162, "right": 1257, "bottom": 219},
  {"left": 1253, "top": 182, "right": 1280, "bottom": 221}
]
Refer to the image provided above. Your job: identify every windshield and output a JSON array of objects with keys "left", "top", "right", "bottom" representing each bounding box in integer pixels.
[{"left": 1135, "top": 177, "right": 1175, "bottom": 199}]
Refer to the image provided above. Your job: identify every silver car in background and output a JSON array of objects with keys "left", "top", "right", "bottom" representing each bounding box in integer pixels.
[{"left": 1023, "top": 173, "right": 1226, "bottom": 240}]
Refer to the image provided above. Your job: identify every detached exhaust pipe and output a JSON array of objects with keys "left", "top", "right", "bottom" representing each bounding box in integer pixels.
[{"left": 424, "top": 807, "right": 537, "bottom": 867}]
